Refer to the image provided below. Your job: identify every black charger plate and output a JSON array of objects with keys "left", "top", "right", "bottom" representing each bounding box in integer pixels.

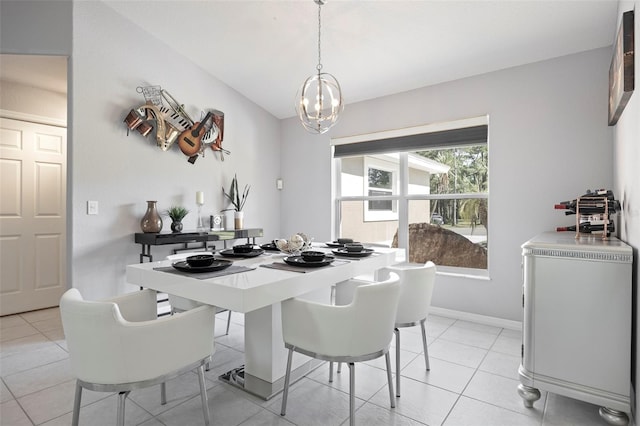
[
  {"left": 218, "top": 248, "right": 265, "bottom": 258},
  {"left": 172, "top": 260, "right": 233, "bottom": 273},
  {"left": 284, "top": 255, "right": 335, "bottom": 267},
  {"left": 325, "top": 241, "right": 361, "bottom": 248},
  {"left": 260, "top": 242, "right": 280, "bottom": 251},
  {"left": 331, "top": 248, "right": 374, "bottom": 258}
]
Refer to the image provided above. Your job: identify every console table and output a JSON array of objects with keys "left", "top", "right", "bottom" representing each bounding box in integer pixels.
[
  {"left": 134, "top": 228, "right": 264, "bottom": 262},
  {"left": 518, "top": 232, "right": 632, "bottom": 425}
]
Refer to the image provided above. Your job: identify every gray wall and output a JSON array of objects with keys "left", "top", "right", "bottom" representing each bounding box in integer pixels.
[
  {"left": 70, "top": 1, "right": 282, "bottom": 299},
  {"left": 0, "top": 0, "right": 72, "bottom": 56},
  {"left": 1, "top": 0, "right": 283, "bottom": 300},
  {"left": 281, "top": 47, "right": 614, "bottom": 322}
]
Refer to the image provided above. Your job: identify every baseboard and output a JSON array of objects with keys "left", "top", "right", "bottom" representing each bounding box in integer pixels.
[{"left": 430, "top": 306, "right": 522, "bottom": 331}]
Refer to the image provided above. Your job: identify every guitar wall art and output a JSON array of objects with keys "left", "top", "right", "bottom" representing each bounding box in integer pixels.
[{"left": 123, "top": 85, "right": 230, "bottom": 164}]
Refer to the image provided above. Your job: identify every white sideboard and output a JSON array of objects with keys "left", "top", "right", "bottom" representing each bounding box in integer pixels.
[{"left": 518, "top": 232, "right": 633, "bottom": 426}]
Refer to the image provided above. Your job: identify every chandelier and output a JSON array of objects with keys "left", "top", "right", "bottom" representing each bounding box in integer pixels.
[{"left": 296, "top": 0, "right": 344, "bottom": 134}]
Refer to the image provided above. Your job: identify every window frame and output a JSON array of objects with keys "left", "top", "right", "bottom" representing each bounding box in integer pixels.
[
  {"left": 331, "top": 116, "right": 489, "bottom": 274},
  {"left": 363, "top": 156, "right": 398, "bottom": 222}
]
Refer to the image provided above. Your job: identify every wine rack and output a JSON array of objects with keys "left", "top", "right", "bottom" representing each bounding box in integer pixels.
[
  {"left": 574, "top": 195, "right": 610, "bottom": 240},
  {"left": 554, "top": 189, "right": 620, "bottom": 240}
]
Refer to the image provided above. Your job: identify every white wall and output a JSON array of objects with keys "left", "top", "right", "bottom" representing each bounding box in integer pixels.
[
  {"left": 0, "top": 80, "right": 67, "bottom": 122},
  {"left": 282, "top": 47, "right": 614, "bottom": 322},
  {"left": 614, "top": 0, "right": 640, "bottom": 416},
  {"left": 69, "top": 1, "right": 283, "bottom": 299}
]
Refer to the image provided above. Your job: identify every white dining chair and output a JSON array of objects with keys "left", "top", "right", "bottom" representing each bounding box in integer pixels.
[
  {"left": 60, "top": 288, "right": 216, "bottom": 426},
  {"left": 332, "top": 261, "right": 436, "bottom": 397},
  {"left": 382, "top": 261, "right": 436, "bottom": 396},
  {"left": 280, "top": 273, "right": 401, "bottom": 426},
  {"left": 166, "top": 252, "right": 233, "bottom": 336}
]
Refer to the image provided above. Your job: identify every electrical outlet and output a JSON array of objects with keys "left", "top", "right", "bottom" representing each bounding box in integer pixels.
[{"left": 87, "top": 200, "right": 99, "bottom": 215}]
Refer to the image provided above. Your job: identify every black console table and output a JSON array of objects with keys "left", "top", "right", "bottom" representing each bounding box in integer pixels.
[{"left": 134, "top": 228, "right": 264, "bottom": 262}]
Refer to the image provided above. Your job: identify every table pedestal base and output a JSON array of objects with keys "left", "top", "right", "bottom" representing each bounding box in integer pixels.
[{"left": 219, "top": 359, "right": 322, "bottom": 400}]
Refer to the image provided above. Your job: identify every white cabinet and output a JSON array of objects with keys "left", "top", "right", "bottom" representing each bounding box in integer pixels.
[{"left": 518, "top": 232, "right": 632, "bottom": 425}]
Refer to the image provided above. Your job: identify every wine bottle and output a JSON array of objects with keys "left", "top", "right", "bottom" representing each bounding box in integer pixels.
[
  {"left": 556, "top": 221, "right": 615, "bottom": 233},
  {"left": 554, "top": 199, "right": 620, "bottom": 215}
]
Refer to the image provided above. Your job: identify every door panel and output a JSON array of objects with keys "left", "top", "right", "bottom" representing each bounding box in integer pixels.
[{"left": 0, "top": 118, "right": 66, "bottom": 315}]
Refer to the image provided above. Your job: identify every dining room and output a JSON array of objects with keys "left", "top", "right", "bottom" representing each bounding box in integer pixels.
[{"left": 1, "top": 0, "right": 639, "bottom": 425}]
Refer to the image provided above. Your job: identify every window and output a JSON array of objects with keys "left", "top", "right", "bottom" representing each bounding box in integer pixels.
[
  {"left": 332, "top": 116, "right": 489, "bottom": 272},
  {"left": 364, "top": 157, "right": 397, "bottom": 221}
]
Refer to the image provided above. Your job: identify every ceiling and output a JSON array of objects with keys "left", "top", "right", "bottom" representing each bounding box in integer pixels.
[{"left": 1, "top": 1, "right": 619, "bottom": 120}]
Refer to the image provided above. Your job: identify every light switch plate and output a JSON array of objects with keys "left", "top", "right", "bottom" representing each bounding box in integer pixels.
[{"left": 87, "top": 200, "right": 99, "bottom": 215}]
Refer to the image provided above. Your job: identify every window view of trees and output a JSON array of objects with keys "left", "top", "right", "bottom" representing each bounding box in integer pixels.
[
  {"left": 419, "top": 145, "right": 488, "bottom": 233},
  {"left": 334, "top": 123, "right": 489, "bottom": 272}
]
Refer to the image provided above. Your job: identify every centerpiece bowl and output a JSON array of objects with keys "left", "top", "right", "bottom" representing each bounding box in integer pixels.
[{"left": 275, "top": 233, "right": 313, "bottom": 255}]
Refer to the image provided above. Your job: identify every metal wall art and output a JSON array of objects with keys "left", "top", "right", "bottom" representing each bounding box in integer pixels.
[{"left": 123, "top": 85, "right": 230, "bottom": 163}]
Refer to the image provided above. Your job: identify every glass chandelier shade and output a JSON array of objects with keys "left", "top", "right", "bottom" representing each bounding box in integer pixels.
[
  {"left": 296, "top": 69, "right": 344, "bottom": 134},
  {"left": 296, "top": 0, "right": 344, "bottom": 134}
]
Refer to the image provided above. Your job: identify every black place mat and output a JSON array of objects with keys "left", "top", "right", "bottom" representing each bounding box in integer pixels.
[
  {"left": 260, "top": 259, "right": 349, "bottom": 273},
  {"left": 154, "top": 265, "right": 256, "bottom": 280}
]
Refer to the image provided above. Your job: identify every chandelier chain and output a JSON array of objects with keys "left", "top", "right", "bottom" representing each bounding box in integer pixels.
[{"left": 317, "top": 1, "right": 322, "bottom": 72}]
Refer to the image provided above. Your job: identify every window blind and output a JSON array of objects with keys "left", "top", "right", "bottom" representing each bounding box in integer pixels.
[{"left": 333, "top": 125, "right": 488, "bottom": 158}]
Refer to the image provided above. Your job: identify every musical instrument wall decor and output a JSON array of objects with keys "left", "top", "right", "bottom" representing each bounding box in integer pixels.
[
  {"left": 177, "top": 111, "right": 213, "bottom": 163},
  {"left": 124, "top": 85, "right": 230, "bottom": 164}
]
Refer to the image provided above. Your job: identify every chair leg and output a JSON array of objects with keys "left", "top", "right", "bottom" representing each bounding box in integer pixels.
[
  {"left": 385, "top": 352, "right": 396, "bottom": 408},
  {"left": 225, "top": 310, "right": 232, "bottom": 335},
  {"left": 116, "top": 391, "right": 130, "bottom": 426},
  {"left": 72, "top": 381, "right": 82, "bottom": 426},
  {"left": 161, "top": 382, "right": 167, "bottom": 404},
  {"left": 348, "top": 363, "right": 355, "bottom": 426},
  {"left": 197, "top": 364, "right": 211, "bottom": 426},
  {"left": 280, "top": 348, "right": 294, "bottom": 416},
  {"left": 329, "top": 361, "right": 334, "bottom": 383},
  {"left": 420, "top": 319, "right": 430, "bottom": 371},
  {"left": 395, "top": 327, "right": 401, "bottom": 397}
]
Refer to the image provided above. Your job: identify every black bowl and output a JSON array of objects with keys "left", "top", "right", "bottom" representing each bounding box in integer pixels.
[
  {"left": 233, "top": 244, "right": 254, "bottom": 253},
  {"left": 301, "top": 251, "right": 325, "bottom": 262},
  {"left": 186, "top": 254, "right": 215, "bottom": 267},
  {"left": 345, "top": 243, "right": 364, "bottom": 252},
  {"left": 337, "top": 238, "right": 354, "bottom": 245}
]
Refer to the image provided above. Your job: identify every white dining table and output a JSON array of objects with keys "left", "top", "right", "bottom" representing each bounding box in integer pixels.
[{"left": 126, "top": 246, "right": 403, "bottom": 399}]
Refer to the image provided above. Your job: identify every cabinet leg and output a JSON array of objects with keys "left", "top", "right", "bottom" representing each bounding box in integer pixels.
[
  {"left": 517, "top": 384, "right": 541, "bottom": 408},
  {"left": 599, "top": 407, "right": 628, "bottom": 426}
]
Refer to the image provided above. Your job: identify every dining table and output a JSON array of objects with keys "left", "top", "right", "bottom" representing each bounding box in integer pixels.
[{"left": 125, "top": 245, "right": 403, "bottom": 399}]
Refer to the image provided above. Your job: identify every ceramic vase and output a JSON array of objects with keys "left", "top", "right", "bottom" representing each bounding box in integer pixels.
[
  {"left": 141, "top": 201, "right": 163, "bottom": 233},
  {"left": 234, "top": 211, "right": 244, "bottom": 229},
  {"left": 170, "top": 221, "right": 183, "bottom": 233}
]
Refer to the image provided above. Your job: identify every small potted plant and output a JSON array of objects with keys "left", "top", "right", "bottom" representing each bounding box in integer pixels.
[
  {"left": 165, "top": 206, "right": 189, "bottom": 233},
  {"left": 222, "top": 174, "right": 250, "bottom": 229}
]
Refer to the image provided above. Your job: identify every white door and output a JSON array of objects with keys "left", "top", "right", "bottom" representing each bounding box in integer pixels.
[{"left": 0, "top": 117, "right": 67, "bottom": 315}]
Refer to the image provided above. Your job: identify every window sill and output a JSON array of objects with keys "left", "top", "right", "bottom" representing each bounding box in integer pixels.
[{"left": 435, "top": 266, "right": 490, "bottom": 281}]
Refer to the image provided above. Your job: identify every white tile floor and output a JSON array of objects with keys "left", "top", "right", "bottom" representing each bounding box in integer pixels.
[{"left": 0, "top": 307, "right": 610, "bottom": 425}]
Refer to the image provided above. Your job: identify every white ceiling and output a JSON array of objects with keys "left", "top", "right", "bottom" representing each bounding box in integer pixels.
[{"left": 1, "top": 1, "right": 619, "bottom": 120}]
